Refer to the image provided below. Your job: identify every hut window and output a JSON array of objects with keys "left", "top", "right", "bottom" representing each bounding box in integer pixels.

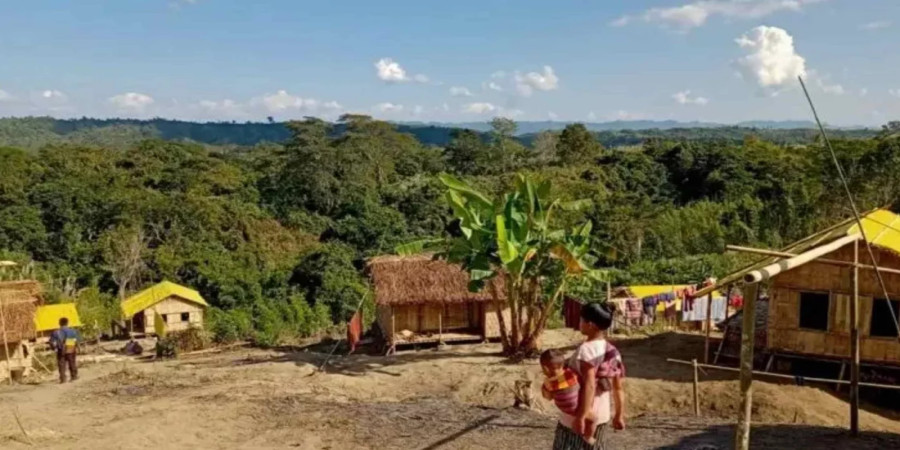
[
  {"left": 798, "top": 292, "right": 829, "bottom": 331},
  {"left": 181, "top": 312, "right": 190, "bottom": 322},
  {"left": 869, "top": 298, "right": 900, "bottom": 338}
]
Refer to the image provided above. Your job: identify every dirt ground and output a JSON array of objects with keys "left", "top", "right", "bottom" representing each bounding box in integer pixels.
[{"left": 2, "top": 329, "right": 899, "bottom": 449}]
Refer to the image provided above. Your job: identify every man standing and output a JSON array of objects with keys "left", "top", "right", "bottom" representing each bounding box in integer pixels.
[{"left": 50, "top": 317, "right": 80, "bottom": 383}]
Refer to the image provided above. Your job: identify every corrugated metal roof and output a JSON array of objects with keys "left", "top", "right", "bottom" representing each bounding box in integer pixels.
[
  {"left": 34, "top": 303, "right": 82, "bottom": 332},
  {"left": 121, "top": 281, "right": 208, "bottom": 319}
]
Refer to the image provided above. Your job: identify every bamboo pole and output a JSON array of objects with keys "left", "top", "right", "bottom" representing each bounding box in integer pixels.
[
  {"left": 726, "top": 245, "right": 900, "bottom": 276},
  {"left": 704, "top": 292, "right": 713, "bottom": 364},
  {"left": 850, "top": 241, "right": 860, "bottom": 436},
  {"left": 667, "top": 358, "right": 900, "bottom": 390},
  {"left": 735, "top": 282, "right": 760, "bottom": 450},
  {"left": 744, "top": 235, "right": 860, "bottom": 283},
  {"left": 0, "top": 294, "right": 13, "bottom": 385},
  {"left": 692, "top": 358, "right": 700, "bottom": 416}
]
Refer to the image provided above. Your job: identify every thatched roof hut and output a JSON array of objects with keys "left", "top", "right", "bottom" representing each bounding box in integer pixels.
[
  {"left": 367, "top": 254, "right": 510, "bottom": 352},
  {"left": 0, "top": 280, "right": 42, "bottom": 343},
  {"left": 368, "top": 254, "right": 506, "bottom": 306}
]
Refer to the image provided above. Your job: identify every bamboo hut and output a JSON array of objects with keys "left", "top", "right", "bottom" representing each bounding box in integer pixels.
[
  {"left": 0, "top": 280, "right": 41, "bottom": 380},
  {"left": 699, "top": 209, "right": 900, "bottom": 367},
  {"left": 121, "top": 281, "right": 208, "bottom": 335},
  {"left": 368, "top": 254, "right": 510, "bottom": 352}
]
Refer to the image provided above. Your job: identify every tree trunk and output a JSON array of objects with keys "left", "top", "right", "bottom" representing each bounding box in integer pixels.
[
  {"left": 490, "top": 283, "right": 511, "bottom": 353},
  {"left": 508, "top": 278, "right": 521, "bottom": 349}
]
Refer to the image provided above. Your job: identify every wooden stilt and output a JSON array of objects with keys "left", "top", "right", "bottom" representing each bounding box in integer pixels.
[
  {"left": 0, "top": 294, "right": 13, "bottom": 385},
  {"left": 850, "top": 241, "right": 860, "bottom": 436},
  {"left": 692, "top": 358, "right": 701, "bottom": 416},
  {"left": 735, "top": 282, "right": 760, "bottom": 450},
  {"left": 713, "top": 323, "right": 728, "bottom": 365},
  {"left": 390, "top": 307, "right": 396, "bottom": 356},
  {"left": 836, "top": 361, "right": 847, "bottom": 392},
  {"left": 704, "top": 292, "right": 713, "bottom": 364},
  {"left": 438, "top": 307, "right": 444, "bottom": 345}
]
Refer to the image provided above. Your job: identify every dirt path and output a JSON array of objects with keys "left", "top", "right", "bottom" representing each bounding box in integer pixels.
[{"left": 2, "top": 330, "right": 899, "bottom": 449}]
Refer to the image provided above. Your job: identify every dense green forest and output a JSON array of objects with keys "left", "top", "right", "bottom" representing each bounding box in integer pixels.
[{"left": 1, "top": 115, "right": 898, "bottom": 344}]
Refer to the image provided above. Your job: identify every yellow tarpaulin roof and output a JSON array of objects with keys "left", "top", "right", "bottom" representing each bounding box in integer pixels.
[
  {"left": 695, "top": 208, "right": 900, "bottom": 297},
  {"left": 34, "top": 303, "right": 82, "bottom": 332},
  {"left": 620, "top": 285, "right": 724, "bottom": 299},
  {"left": 121, "top": 281, "right": 209, "bottom": 319}
]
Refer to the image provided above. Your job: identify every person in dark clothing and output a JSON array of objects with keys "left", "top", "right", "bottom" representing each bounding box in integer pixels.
[{"left": 49, "top": 317, "right": 81, "bottom": 383}]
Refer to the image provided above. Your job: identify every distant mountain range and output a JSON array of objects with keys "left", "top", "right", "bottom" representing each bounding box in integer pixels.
[
  {"left": 399, "top": 119, "right": 870, "bottom": 134},
  {"left": 0, "top": 116, "right": 880, "bottom": 151}
]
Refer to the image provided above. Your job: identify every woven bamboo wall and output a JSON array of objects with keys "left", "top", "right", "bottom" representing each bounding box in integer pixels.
[
  {"left": 769, "top": 242, "right": 900, "bottom": 364},
  {"left": 139, "top": 297, "right": 205, "bottom": 334},
  {"left": 483, "top": 302, "right": 512, "bottom": 339}
]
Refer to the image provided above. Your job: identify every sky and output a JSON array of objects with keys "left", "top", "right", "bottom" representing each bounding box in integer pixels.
[{"left": 0, "top": 0, "right": 898, "bottom": 126}]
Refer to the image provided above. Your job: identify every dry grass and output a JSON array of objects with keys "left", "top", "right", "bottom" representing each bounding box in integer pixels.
[{"left": 367, "top": 254, "right": 506, "bottom": 306}]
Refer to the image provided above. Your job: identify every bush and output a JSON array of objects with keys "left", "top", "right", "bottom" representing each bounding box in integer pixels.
[
  {"left": 207, "top": 307, "right": 253, "bottom": 344},
  {"left": 74, "top": 286, "right": 119, "bottom": 341},
  {"left": 156, "top": 337, "right": 177, "bottom": 359}
]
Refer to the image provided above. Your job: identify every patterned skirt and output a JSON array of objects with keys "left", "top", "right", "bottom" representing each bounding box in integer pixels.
[{"left": 552, "top": 422, "right": 606, "bottom": 450}]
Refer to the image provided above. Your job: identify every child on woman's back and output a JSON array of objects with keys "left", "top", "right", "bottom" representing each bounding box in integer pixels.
[{"left": 540, "top": 349, "right": 597, "bottom": 444}]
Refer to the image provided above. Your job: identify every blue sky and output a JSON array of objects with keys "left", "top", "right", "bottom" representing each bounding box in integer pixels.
[{"left": 0, "top": 0, "right": 898, "bottom": 125}]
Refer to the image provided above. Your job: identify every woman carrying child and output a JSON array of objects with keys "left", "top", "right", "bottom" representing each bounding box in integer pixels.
[{"left": 551, "top": 302, "right": 626, "bottom": 450}]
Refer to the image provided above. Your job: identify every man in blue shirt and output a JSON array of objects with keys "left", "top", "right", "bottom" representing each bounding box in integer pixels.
[{"left": 49, "top": 317, "right": 80, "bottom": 383}]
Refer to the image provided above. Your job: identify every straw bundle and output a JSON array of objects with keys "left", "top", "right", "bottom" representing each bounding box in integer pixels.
[
  {"left": 0, "top": 291, "right": 38, "bottom": 342},
  {"left": 367, "top": 254, "right": 507, "bottom": 306}
]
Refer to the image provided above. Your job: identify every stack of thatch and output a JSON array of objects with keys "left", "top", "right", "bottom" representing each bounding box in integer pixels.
[{"left": 0, "top": 280, "right": 42, "bottom": 343}]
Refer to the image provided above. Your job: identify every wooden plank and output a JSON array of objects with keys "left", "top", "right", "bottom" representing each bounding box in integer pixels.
[{"left": 735, "top": 282, "right": 760, "bottom": 450}]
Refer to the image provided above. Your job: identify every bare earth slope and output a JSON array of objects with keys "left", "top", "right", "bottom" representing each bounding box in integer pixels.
[{"left": 2, "top": 329, "right": 899, "bottom": 449}]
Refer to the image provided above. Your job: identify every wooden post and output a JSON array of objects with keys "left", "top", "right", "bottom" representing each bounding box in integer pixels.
[
  {"left": 850, "top": 241, "right": 860, "bottom": 436},
  {"left": 735, "top": 282, "right": 760, "bottom": 450},
  {"left": 390, "top": 307, "right": 396, "bottom": 355},
  {"left": 0, "top": 294, "right": 13, "bottom": 385},
  {"left": 704, "top": 292, "right": 713, "bottom": 364},
  {"left": 713, "top": 324, "right": 728, "bottom": 365},
  {"left": 692, "top": 358, "right": 700, "bottom": 416},
  {"left": 438, "top": 307, "right": 444, "bottom": 345}
]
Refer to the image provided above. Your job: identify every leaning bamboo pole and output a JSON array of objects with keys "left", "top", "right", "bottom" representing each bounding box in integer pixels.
[
  {"left": 744, "top": 235, "right": 860, "bottom": 283},
  {"left": 850, "top": 241, "right": 860, "bottom": 436},
  {"left": 726, "top": 244, "right": 900, "bottom": 276}
]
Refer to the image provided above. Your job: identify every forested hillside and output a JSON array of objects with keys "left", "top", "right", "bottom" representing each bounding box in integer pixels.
[
  {"left": 0, "top": 117, "right": 879, "bottom": 150},
  {"left": 1, "top": 115, "right": 898, "bottom": 344}
]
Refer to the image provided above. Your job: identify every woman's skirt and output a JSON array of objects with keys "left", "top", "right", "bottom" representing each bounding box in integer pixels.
[{"left": 552, "top": 422, "right": 606, "bottom": 450}]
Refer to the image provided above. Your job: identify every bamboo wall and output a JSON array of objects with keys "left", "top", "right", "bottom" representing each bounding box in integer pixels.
[
  {"left": 376, "top": 302, "right": 511, "bottom": 342},
  {"left": 769, "top": 243, "right": 900, "bottom": 364},
  {"left": 138, "top": 297, "right": 205, "bottom": 334},
  {"left": 484, "top": 302, "right": 512, "bottom": 340}
]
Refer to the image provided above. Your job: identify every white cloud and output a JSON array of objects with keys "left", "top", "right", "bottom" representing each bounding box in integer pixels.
[
  {"left": 0, "top": 89, "right": 11, "bottom": 102},
  {"left": 610, "top": 110, "right": 647, "bottom": 121},
  {"left": 197, "top": 99, "right": 245, "bottom": 118},
  {"left": 375, "top": 102, "right": 404, "bottom": 113},
  {"left": 735, "top": 26, "right": 806, "bottom": 88},
  {"left": 889, "top": 89, "right": 900, "bottom": 98},
  {"left": 374, "top": 57, "right": 428, "bottom": 83},
  {"left": 322, "top": 100, "right": 343, "bottom": 110},
  {"left": 256, "top": 90, "right": 319, "bottom": 112},
  {"left": 463, "top": 102, "right": 496, "bottom": 114},
  {"left": 514, "top": 65, "right": 559, "bottom": 97},
  {"left": 483, "top": 81, "right": 503, "bottom": 92},
  {"left": 859, "top": 88, "right": 868, "bottom": 97},
  {"left": 672, "top": 90, "right": 710, "bottom": 105},
  {"left": 491, "top": 71, "right": 507, "bottom": 79},
  {"left": 413, "top": 105, "right": 424, "bottom": 116},
  {"left": 41, "top": 90, "right": 66, "bottom": 100},
  {"left": 499, "top": 108, "right": 524, "bottom": 118},
  {"left": 442, "top": 103, "right": 450, "bottom": 112},
  {"left": 815, "top": 78, "right": 845, "bottom": 95},
  {"left": 449, "top": 86, "right": 474, "bottom": 97},
  {"left": 109, "top": 92, "right": 155, "bottom": 111},
  {"left": 587, "top": 111, "right": 597, "bottom": 121},
  {"left": 548, "top": 111, "right": 559, "bottom": 120},
  {"left": 861, "top": 20, "right": 891, "bottom": 30},
  {"left": 615, "top": 0, "right": 826, "bottom": 31}
]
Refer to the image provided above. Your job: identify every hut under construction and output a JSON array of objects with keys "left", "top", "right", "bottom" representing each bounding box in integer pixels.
[
  {"left": 698, "top": 209, "right": 900, "bottom": 369},
  {"left": 0, "top": 280, "right": 41, "bottom": 381},
  {"left": 368, "top": 254, "right": 510, "bottom": 353}
]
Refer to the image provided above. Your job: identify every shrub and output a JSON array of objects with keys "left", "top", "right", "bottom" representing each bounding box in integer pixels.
[
  {"left": 207, "top": 307, "right": 253, "bottom": 344},
  {"left": 74, "top": 286, "right": 119, "bottom": 341}
]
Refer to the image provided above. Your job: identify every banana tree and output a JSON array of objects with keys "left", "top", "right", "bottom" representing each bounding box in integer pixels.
[{"left": 398, "top": 173, "right": 604, "bottom": 356}]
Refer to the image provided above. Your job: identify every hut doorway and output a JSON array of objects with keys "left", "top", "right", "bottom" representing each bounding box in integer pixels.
[{"left": 131, "top": 313, "right": 145, "bottom": 334}]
